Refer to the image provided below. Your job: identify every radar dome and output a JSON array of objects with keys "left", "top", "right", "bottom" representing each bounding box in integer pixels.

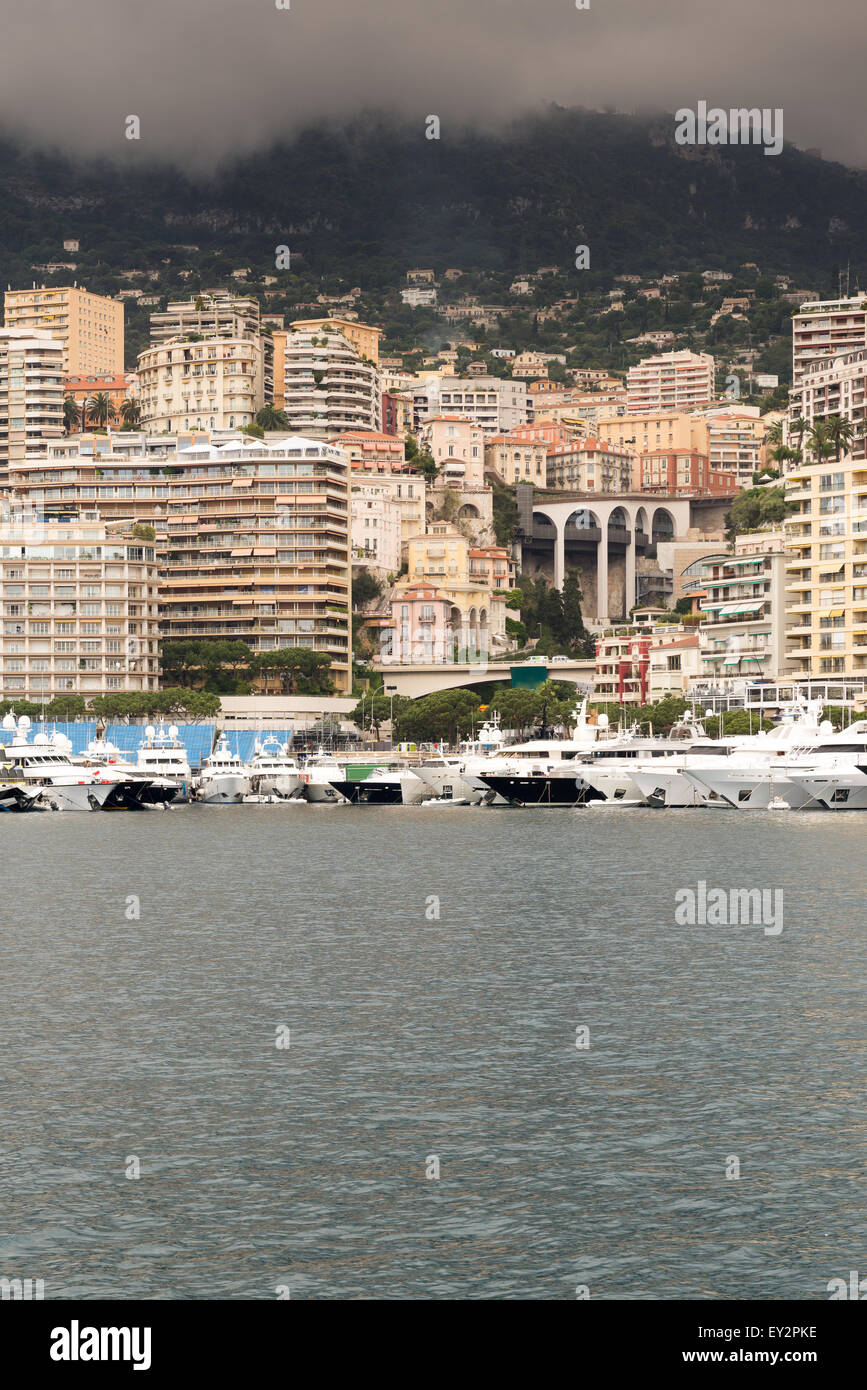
[
  {"left": 597, "top": 713, "right": 609, "bottom": 728},
  {"left": 145, "top": 725, "right": 156, "bottom": 740},
  {"left": 168, "top": 725, "right": 179, "bottom": 740},
  {"left": 18, "top": 714, "right": 31, "bottom": 730}
]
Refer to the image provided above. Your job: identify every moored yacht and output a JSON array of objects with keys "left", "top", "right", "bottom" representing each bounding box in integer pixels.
[
  {"left": 689, "top": 717, "right": 867, "bottom": 810},
  {"left": 0, "top": 715, "right": 116, "bottom": 811},
  {"left": 299, "top": 750, "right": 346, "bottom": 803},
  {"left": 195, "top": 734, "right": 251, "bottom": 804},
  {"left": 246, "top": 733, "right": 301, "bottom": 798},
  {"left": 134, "top": 724, "right": 192, "bottom": 801}
]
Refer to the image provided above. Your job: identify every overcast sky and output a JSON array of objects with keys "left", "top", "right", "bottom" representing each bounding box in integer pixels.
[{"left": 0, "top": 0, "right": 863, "bottom": 169}]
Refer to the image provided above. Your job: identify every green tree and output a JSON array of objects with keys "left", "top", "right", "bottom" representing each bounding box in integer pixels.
[
  {"left": 63, "top": 395, "right": 81, "bottom": 433},
  {"left": 255, "top": 405, "right": 291, "bottom": 431},
  {"left": 120, "top": 397, "right": 142, "bottom": 428},
  {"left": 87, "top": 392, "right": 115, "bottom": 427}
]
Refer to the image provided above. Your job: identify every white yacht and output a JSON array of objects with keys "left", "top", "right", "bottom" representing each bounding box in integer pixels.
[
  {"left": 468, "top": 705, "right": 627, "bottom": 804},
  {"left": 326, "top": 762, "right": 427, "bottom": 805},
  {"left": 134, "top": 725, "right": 193, "bottom": 801},
  {"left": 415, "top": 716, "right": 508, "bottom": 803},
  {"left": 245, "top": 733, "right": 301, "bottom": 798},
  {"left": 629, "top": 699, "right": 826, "bottom": 809},
  {"left": 690, "top": 718, "right": 867, "bottom": 810},
  {"left": 196, "top": 734, "right": 251, "bottom": 804},
  {"left": 790, "top": 760, "right": 867, "bottom": 810},
  {"left": 298, "top": 750, "right": 346, "bottom": 803},
  {"left": 0, "top": 715, "right": 116, "bottom": 811}
]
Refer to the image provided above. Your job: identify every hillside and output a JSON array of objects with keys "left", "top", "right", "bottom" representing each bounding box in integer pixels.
[{"left": 1, "top": 107, "right": 865, "bottom": 371}]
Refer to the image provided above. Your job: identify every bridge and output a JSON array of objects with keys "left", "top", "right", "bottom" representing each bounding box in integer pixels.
[
  {"left": 515, "top": 488, "right": 728, "bottom": 622},
  {"left": 372, "top": 658, "right": 596, "bottom": 699}
]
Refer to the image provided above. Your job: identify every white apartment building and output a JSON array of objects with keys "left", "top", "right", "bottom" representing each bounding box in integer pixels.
[
  {"left": 148, "top": 293, "right": 262, "bottom": 346},
  {"left": 0, "top": 327, "right": 65, "bottom": 486},
  {"left": 282, "top": 324, "right": 381, "bottom": 437},
  {"left": 137, "top": 336, "right": 266, "bottom": 433},
  {"left": 681, "top": 534, "right": 791, "bottom": 685},
  {"left": 351, "top": 482, "right": 402, "bottom": 577},
  {"left": 627, "top": 350, "right": 716, "bottom": 414},
  {"left": 413, "top": 375, "right": 528, "bottom": 435},
  {"left": 790, "top": 347, "right": 867, "bottom": 462},
  {"left": 0, "top": 515, "right": 160, "bottom": 701},
  {"left": 791, "top": 297, "right": 867, "bottom": 389},
  {"left": 400, "top": 287, "right": 437, "bottom": 308}
]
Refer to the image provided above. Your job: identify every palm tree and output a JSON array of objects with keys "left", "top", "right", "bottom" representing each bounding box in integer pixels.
[
  {"left": 825, "top": 415, "right": 854, "bottom": 460},
  {"left": 790, "top": 416, "right": 808, "bottom": 459},
  {"left": 255, "top": 404, "right": 290, "bottom": 432},
  {"left": 63, "top": 395, "right": 81, "bottom": 433},
  {"left": 806, "top": 420, "right": 834, "bottom": 464},
  {"left": 120, "top": 397, "right": 142, "bottom": 428},
  {"left": 763, "top": 420, "right": 783, "bottom": 446},
  {"left": 87, "top": 392, "right": 116, "bottom": 428}
]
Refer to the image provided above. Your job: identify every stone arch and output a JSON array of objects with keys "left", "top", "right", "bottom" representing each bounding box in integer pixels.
[
  {"left": 635, "top": 506, "right": 649, "bottom": 536},
  {"left": 458, "top": 502, "right": 480, "bottom": 520}
]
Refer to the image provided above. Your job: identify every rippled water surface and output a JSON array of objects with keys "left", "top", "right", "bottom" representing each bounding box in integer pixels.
[{"left": 1, "top": 804, "right": 864, "bottom": 1299}]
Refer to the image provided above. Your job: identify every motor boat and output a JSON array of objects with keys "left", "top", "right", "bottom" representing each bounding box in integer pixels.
[
  {"left": 245, "top": 733, "right": 301, "bottom": 798},
  {"left": 134, "top": 724, "right": 193, "bottom": 801},
  {"left": 195, "top": 734, "right": 251, "bottom": 804},
  {"left": 0, "top": 715, "right": 121, "bottom": 811},
  {"left": 298, "top": 750, "right": 347, "bottom": 803},
  {"left": 689, "top": 717, "right": 867, "bottom": 810},
  {"left": 327, "top": 763, "right": 426, "bottom": 805}
]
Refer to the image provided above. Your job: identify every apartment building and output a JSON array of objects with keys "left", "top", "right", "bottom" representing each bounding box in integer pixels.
[
  {"left": 635, "top": 450, "right": 738, "bottom": 497},
  {"left": 0, "top": 515, "right": 159, "bottom": 701},
  {"left": 790, "top": 346, "right": 867, "bottom": 462},
  {"left": 137, "top": 335, "right": 266, "bottom": 433},
  {"left": 395, "top": 523, "right": 507, "bottom": 654},
  {"left": 351, "top": 481, "right": 402, "bottom": 577},
  {"left": 7, "top": 430, "right": 216, "bottom": 541},
  {"left": 413, "top": 375, "right": 528, "bottom": 435},
  {"left": 159, "top": 436, "right": 352, "bottom": 693},
  {"left": 0, "top": 327, "right": 65, "bottom": 486},
  {"left": 282, "top": 323, "right": 381, "bottom": 437},
  {"left": 4, "top": 285, "right": 124, "bottom": 377},
  {"left": 783, "top": 456, "right": 867, "bottom": 680},
  {"left": 64, "top": 373, "right": 135, "bottom": 420},
  {"left": 512, "top": 352, "right": 549, "bottom": 380},
  {"left": 681, "top": 536, "right": 790, "bottom": 684},
  {"left": 418, "top": 416, "right": 486, "bottom": 485},
  {"left": 149, "top": 292, "right": 261, "bottom": 344},
  {"left": 598, "top": 410, "right": 711, "bottom": 458},
  {"left": 791, "top": 296, "right": 867, "bottom": 389},
  {"left": 334, "top": 430, "right": 406, "bottom": 472},
  {"left": 701, "top": 406, "right": 768, "bottom": 484},
  {"left": 290, "top": 317, "right": 382, "bottom": 366},
  {"left": 485, "top": 422, "right": 573, "bottom": 485},
  {"left": 545, "top": 438, "right": 633, "bottom": 493},
  {"left": 626, "top": 350, "right": 715, "bottom": 414}
]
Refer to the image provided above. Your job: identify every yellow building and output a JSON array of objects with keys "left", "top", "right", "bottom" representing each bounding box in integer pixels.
[
  {"left": 597, "top": 410, "right": 710, "bottom": 457},
  {"left": 784, "top": 455, "right": 867, "bottom": 680},
  {"left": 397, "top": 523, "right": 507, "bottom": 653},
  {"left": 290, "top": 317, "right": 382, "bottom": 366},
  {"left": 4, "top": 285, "right": 124, "bottom": 378}
]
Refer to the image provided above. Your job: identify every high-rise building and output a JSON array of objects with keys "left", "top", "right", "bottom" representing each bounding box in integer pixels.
[
  {"left": 159, "top": 436, "right": 352, "bottom": 692},
  {"left": 0, "top": 327, "right": 65, "bottom": 486},
  {"left": 137, "top": 336, "right": 266, "bottom": 434},
  {"left": 791, "top": 297, "right": 867, "bottom": 389},
  {"left": 790, "top": 346, "right": 867, "bottom": 463},
  {"left": 4, "top": 286, "right": 124, "bottom": 377},
  {"left": 783, "top": 455, "right": 867, "bottom": 681},
  {"left": 413, "top": 375, "right": 528, "bottom": 435},
  {"left": 0, "top": 515, "right": 160, "bottom": 701},
  {"left": 282, "top": 323, "right": 382, "bottom": 437},
  {"left": 626, "top": 350, "right": 715, "bottom": 414}
]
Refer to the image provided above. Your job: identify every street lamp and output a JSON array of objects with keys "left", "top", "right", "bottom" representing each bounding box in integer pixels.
[{"left": 385, "top": 683, "right": 397, "bottom": 749}]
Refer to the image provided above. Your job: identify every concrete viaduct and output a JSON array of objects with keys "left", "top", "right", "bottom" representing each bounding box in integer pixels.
[{"left": 516, "top": 488, "right": 727, "bottom": 622}]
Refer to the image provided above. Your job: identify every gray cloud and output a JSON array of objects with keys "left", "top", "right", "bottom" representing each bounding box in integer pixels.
[{"left": 0, "top": 0, "right": 863, "bottom": 168}]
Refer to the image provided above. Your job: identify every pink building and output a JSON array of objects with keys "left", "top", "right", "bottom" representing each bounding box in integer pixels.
[
  {"left": 419, "top": 415, "right": 486, "bottom": 485},
  {"left": 387, "top": 581, "right": 454, "bottom": 663}
]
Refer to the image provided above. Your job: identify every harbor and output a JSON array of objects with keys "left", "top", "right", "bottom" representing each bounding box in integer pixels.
[{"left": 4, "top": 694, "right": 867, "bottom": 814}]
